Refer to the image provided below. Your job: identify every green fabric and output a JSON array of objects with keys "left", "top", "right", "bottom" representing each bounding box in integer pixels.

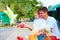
[
  {"left": 0, "top": 12, "right": 10, "bottom": 25},
  {"left": 0, "top": 12, "right": 2, "bottom": 20},
  {"left": 5, "top": 6, "right": 14, "bottom": 19}
]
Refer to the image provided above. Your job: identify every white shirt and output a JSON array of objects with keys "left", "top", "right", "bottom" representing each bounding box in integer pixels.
[
  {"left": 33, "top": 18, "right": 47, "bottom": 31},
  {"left": 45, "top": 16, "right": 60, "bottom": 38},
  {"left": 33, "top": 18, "right": 52, "bottom": 35},
  {"left": 33, "top": 16, "right": 60, "bottom": 38}
]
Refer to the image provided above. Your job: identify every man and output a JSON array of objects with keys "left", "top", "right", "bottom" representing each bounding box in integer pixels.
[{"left": 38, "top": 7, "right": 60, "bottom": 39}]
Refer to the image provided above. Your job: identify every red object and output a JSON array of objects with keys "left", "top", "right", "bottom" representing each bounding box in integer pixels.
[
  {"left": 57, "top": 39, "right": 60, "bottom": 40},
  {"left": 50, "top": 36, "right": 57, "bottom": 40},
  {"left": 17, "top": 36, "right": 23, "bottom": 40},
  {"left": 17, "top": 22, "right": 25, "bottom": 28}
]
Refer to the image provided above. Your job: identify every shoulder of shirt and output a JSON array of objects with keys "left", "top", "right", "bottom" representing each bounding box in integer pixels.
[
  {"left": 48, "top": 16, "right": 56, "bottom": 21},
  {"left": 33, "top": 19, "right": 37, "bottom": 21},
  {"left": 33, "top": 19, "right": 39, "bottom": 22},
  {"left": 33, "top": 18, "right": 43, "bottom": 22}
]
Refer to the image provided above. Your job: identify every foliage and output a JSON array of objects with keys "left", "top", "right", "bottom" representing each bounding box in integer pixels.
[{"left": 0, "top": 0, "right": 43, "bottom": 21}]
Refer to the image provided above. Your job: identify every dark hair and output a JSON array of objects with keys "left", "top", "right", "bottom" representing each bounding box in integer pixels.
[
  {"left": 18, "top": 21, "right": 21, "bottom": 23},
  {"left": 38, "top": 6, "right": 48, "bottom": 13}
]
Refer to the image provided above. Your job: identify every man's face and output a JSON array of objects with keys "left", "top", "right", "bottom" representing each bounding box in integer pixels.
[{"left": 39, "top": 11, "right": 47, "bottom": 18}]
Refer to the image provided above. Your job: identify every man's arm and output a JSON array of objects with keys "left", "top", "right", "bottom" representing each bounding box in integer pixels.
[{"left": 53, "top": 18, "right": 60, "bottom": 38}]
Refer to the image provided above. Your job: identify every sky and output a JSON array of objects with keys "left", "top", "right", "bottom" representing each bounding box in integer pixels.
[{"left": 37, "top": 0, "right": 60, "bottom": 7}]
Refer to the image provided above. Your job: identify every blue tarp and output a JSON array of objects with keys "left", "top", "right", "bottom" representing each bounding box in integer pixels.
[
  {"left": 0, "top": 12, "right": 3, "bottom": 20},
  {"left": 48, "top": 4, "right": 60, "bottom": 11},
  {"left": 0, "top": 12, "right": 10, "bottom": 25}
]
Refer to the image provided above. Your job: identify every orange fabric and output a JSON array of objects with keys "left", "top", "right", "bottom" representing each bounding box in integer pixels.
[{"left": 28, "top": 34, "right": 38, "bottom": 40}]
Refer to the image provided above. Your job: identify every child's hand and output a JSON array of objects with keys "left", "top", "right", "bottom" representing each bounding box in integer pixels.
[
  {"left": 37, "top": 30, "right": 46, "bottom": 35},
  {"left": 37, "top": 31, "right": 43, "bottom": 35},
  {"left": 17, "top": 22, "right": 25, "bottom": 28}
]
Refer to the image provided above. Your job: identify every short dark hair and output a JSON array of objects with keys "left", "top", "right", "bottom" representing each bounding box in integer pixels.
[{"left": 38, "top": 6, "right": 48, "bottom": 13}]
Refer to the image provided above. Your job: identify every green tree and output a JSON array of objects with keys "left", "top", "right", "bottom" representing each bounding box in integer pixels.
[{"left": 0, "top": 0, "right": 43, "bottom": 21}]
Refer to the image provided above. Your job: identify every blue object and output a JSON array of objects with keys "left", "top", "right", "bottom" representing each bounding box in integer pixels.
[
  {"left": 0, "top": 12, "right": 10, "bottom": 25},
  {"left": 48, "top": 4, "right": 60, "bottom": 11},
  {"left": 2, "top": 12, "right": 10, "bottom": 25},
  {"left": 0, "top": 12, "right": 2, "bottom": 20},
  {"left": 37, "top": 35, "right": 44, "bottom": 40}
]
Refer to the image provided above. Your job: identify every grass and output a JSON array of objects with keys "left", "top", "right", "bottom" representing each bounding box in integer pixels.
[
  {"left": 0, "top": 25, "right": 15, "bottom": 28},
  {"left": 0, "top": 25, "right": 10, "bottom": 28}
]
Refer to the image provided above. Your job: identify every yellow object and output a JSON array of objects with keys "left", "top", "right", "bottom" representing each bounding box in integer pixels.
[
  {"left": 28, "top": 29, "right": 38, "bottom": 40},
  {"left": 28, "top": 33, "right": 38, "bottom": 40}
]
